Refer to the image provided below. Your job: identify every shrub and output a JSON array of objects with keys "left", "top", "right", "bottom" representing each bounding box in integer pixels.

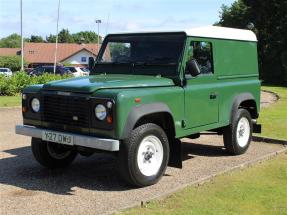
[
  {"left": 0, "top": 72, "right": 72, "bottom": 96},
  {"left": 0, "top": 75, "right": 17, "bottom": 96},
  {"left": 0, "top": 56, "right": 28, "bottom": 72}
]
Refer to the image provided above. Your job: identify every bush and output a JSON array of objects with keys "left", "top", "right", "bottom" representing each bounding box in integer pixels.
[
  {"left": 0, "top": 56, "right": 28, "bottom": 72},
  {"left": 0, "top": 72, "right": 72, "bottom": 96}
]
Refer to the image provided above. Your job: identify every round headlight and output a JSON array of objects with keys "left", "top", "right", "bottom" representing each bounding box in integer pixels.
[
  {"left": 31, "top": 98, "right": 40, "bottom": 112},
  {"left": 95, "top": 104, "right": 107, "bottom": 120}
]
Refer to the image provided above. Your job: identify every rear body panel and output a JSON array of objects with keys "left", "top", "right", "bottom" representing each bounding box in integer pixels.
[{"left": 179, "top": 36, "right": 260, "bottom": 137}]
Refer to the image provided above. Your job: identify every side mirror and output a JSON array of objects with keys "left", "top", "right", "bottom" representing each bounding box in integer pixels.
[
  {"left": 88, "top": 57, "right": 95, "bottom": 71},
  {"left": 186, "top": 59, "right": 200, "bottom": 77}
]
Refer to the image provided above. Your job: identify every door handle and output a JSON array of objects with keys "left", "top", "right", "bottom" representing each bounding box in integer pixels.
[{"left": 210, "top": 93, "right": 217, "bottom": 99}]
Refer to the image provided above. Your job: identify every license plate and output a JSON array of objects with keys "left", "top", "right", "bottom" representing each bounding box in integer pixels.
[{"left": 42, "top": 131, "right": 73, "bottom": 145}]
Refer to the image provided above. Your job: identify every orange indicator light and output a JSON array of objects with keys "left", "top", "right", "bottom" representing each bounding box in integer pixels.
[
  {"left": 107, "top": 116, "right": 113, "bottom": 124},
  {"left": 22, "top": 107, "right": 27, "bottom": 113},
  {"left": 135, "top": 98, "right": 141, "bottom": 103}
]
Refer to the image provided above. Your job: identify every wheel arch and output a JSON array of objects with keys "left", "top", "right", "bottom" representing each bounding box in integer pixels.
[
  {"left": 230, "top": 93, "right": 259, "bottom": 122},
  {"left": 120, "top": 103, "right": 176, "bottom": 140}
]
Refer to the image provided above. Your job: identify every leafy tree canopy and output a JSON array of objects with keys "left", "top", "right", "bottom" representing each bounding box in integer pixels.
[
  {"left": 28, "top": 35, "right": 44, "bottom": 43},
  {"left": 72, "top": 31, "right": 101, "bottom": 44},
  {"left": 0, "top": 29, "right": 101, "bottom": 46},
  {"left": 46, "top": 34, "right": 56, "bottom": 43},
  {"left": 58, "top": 29, "right": 74, "bottom": 43},
  {"left": 0, "top": 34, "right": 22, "bottom": 48}
]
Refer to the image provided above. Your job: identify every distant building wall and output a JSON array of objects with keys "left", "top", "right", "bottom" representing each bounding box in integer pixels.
[{"left": 63, "top": 50, "right": 95, "bottom": 65}]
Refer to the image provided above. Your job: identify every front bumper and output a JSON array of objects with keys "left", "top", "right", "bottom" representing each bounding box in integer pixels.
[{"left": 15, "top": 125, "right": 120, "bottom": 151}]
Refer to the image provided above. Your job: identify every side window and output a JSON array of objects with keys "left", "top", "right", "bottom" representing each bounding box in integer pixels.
[{"left": 189, "top": 41, "right": 214, "bottom": 75}]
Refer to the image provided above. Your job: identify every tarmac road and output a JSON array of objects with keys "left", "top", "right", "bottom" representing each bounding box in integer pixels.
[{"left": 0, "top": 108, "right": 286, "bottom": 215}]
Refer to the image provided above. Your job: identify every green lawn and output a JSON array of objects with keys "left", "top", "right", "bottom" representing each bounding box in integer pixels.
[
  {"left": 0, "top": 95, "right": 21, "bottom": 107},
  {"left": 258, "top": 86, "right": 287, "bottom": 140},
  {"left": 121, "top": 153, "right": 287, "bottom": 215}
]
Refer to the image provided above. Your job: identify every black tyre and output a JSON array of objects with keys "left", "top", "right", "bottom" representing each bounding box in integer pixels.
[
  {"left": 223, "top": 109, "right": 253, "bottom": 155},
  {"left": 31, "top": 138, "right": 77, "bottom": 168},
  {"left": 118, "top": 123, "right": 170, "bottom": 187}
]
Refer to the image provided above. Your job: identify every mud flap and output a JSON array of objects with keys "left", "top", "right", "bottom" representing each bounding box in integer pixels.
[
  {"left": 168, "top": 138, "right": 182, "bottom": 168},
  {"left": 253, "top": 123, "right": 262, "bottom": 133}
]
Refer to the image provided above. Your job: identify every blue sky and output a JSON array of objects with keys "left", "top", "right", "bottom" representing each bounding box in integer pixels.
[{"left": 0, "top": 0, "right": 235, "bottom": 38}]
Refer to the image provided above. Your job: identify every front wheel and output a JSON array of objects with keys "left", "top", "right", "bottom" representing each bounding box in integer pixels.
[
  {"left": 118, "top": 123, "right": 169, "bottom": 187},
  {"left": 223, "top": 109, "right": 253, "bottom": 155},
  {"left": 31, "top": 138, "right": 77, "bottom": 168}
]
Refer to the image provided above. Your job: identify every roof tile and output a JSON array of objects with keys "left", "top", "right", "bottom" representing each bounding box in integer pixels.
[{"left": 23, "top": 42, "right": 100, "bottom": 63}]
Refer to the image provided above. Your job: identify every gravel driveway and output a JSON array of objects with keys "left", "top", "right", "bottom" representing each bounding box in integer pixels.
[
  {"left": 0, "top": 107, "right": 286, "bottom": 215},
  {"left": 260, "top": 90, "right": 279, "bottom": 108}
]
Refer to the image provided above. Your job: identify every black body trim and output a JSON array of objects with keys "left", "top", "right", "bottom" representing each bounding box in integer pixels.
[
  {"left": 230, "top": 93, "right": 257, "bottom": 123},
  {"left": 253, "top": 123, "right": 262, "bottom": 133},
  {"left": 121, "top": 102, "right": 174, "bottom": 139},
  {"left": 168, "top": 138, "right": 182, "bottom": 168}
]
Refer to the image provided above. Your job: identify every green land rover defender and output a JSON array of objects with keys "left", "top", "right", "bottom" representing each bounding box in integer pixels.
[{"left": 16, "top": 26, "right": 261, "bottom": 187}]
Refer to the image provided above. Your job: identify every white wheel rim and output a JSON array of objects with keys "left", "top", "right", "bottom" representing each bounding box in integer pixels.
[
  {"left": 137, "top": 135, "right": 164, "bottom": 177},
  {"left": 236, "top": 117, "right": 251, "bottom": 147}
]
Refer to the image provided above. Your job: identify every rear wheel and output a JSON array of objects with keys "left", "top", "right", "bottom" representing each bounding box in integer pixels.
[
  {"left": 31, "top": 138, "right": 77, "bottom": 168},
  {"left": 223, "top": 109, "right": 253, "bottom": 155},
  {"left": 118, "top": 123, "right": 169, "bottom": 187}
]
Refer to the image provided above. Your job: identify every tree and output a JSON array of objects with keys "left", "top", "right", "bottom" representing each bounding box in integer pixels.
[
  {"left": 29, "top": 35, "right": 44, "bottom": 43},
  {"left": 45, "top": 29, "right": 74, "bottom": 43},
  {"left": 72, "top": 31, "right": 101, "bottom": 44},
  {"left": 58, "top": 29, "right": 74, "bottom": 43},
  {"left": 45, "top": 30, "right": 101, "bottom": 44},
  {"left": 46, "top": 34, "right": 56, "bottom": 43},
  {"left": 0, "top": 34, "right": 21, "bottom": 48},
  {"left": 217, "top": 0, "right": 287, "bottom": 86},
  {"left": 0, "top": 30, "right": 102, "bottom": 46}
]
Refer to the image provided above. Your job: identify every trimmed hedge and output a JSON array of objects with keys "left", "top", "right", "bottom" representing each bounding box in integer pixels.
[{"left": 0, "top": 72, "right": 72, "bottom": 96}]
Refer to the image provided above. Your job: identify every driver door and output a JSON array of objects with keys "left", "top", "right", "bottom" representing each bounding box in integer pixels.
[{"left": 184, "top": 39, "right": 219, "bottom": 129}]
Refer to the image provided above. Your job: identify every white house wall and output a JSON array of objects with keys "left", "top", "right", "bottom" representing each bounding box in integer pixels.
[{"left": 64, "top": 50, "right": 96, "bottom": 65}]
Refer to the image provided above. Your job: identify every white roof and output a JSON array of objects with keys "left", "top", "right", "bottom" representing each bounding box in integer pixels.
[
  {"left": 186, "top": 26, "right": 257, "bottom": 42},
  {"left": 110, "top": 26, "right": 257, "bottom": 42}
]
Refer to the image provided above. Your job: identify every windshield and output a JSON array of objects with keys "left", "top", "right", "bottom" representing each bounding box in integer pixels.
[{"left": 94, "top": 33, "right": 186, "bottom": 77}]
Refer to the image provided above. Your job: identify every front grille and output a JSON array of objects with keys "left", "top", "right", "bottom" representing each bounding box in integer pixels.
[{"left": 42, "top": 94, "right": 90, "bottom": 128}]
